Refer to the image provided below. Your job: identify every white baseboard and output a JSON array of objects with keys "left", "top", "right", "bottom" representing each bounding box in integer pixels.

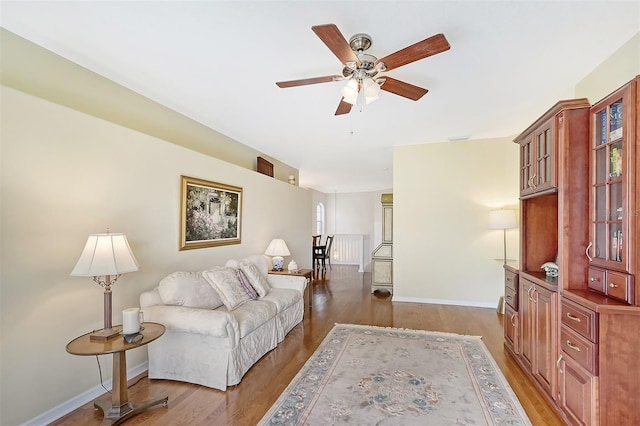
[
  {"left": 23, "top": 361, "right": 148, "bottom": 426},
  {"left": 391, "top": 296, "right": 497, "bottom": 309}
]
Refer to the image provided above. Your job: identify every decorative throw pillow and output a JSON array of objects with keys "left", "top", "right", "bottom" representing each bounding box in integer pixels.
[
  {"left": 158, "top": 271, "right": 223, "bottom": 309},
  {"left": 202, "top": 267, "right": 251, "bottom": 311},
  {"left": 239, "top": 260, "right": 271, "bottom": 297},
  {"left": 236, "top": 269, "right": 258, "bottom": 300}
]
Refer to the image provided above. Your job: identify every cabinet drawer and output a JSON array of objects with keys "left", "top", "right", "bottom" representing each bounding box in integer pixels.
[
  {"left": 505, "top": 286, "right": 518, "bottom": 310},
  {"left": 605, "top": 271, "right": 634, "bottom": 304},
  {"left": 587, "top": 267, "right": 605, "bottom": 293},
  {"left": 561, "top": 299, "right": 598, "bottom": 342},
  {"left": 560, "top": 325, "right": 598, "bottom": 375},
  {"left": 505, "top": 270, "right": 518, "bottom": 291}
]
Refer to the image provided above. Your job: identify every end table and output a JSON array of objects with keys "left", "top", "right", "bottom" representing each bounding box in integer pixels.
[{"left": 66, "top": 322, "right": 168, "bottom": 425}]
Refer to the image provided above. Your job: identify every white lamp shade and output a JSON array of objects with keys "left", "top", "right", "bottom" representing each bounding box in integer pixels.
[
  {"left": 264, "top": 238, "right": 291, "bottom": 257},
  {"left": 489, "top": 209, "right": 517, "bottom": 230},
  {"left": 71, "top": 233, "right": 139, "bottom": 277}
]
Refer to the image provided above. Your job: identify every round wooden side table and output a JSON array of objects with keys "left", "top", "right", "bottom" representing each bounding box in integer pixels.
[{"left": 66, "top": 322, "right": 168, "bottom": 425}]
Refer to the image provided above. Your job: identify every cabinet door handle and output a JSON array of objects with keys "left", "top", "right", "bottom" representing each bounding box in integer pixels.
[
  {"left": 609, "top": 282, "right": 619, "bottom": 288},
  {"left": 529, "top": 287, "right": 537, "bottom": 303},
  {"left": 557, "top": 354, "right": 564, "bottom": 374},
  {"left": 510, "top": 313, "right": 516, "bottom": 326},
  {"left": 566, "top": 313, "right": 581, "bottom": 322},
  {"left": 566, "top": 340, "right": 581, "bottom": 352},
  {"left": 531, "top": 174, "right": 537, "bottom": 188},
  {"left": 585, "top": 242, "right": 593, "bottom": 262}
]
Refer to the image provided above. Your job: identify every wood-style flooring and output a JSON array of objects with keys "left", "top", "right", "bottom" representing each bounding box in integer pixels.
[{"left": 52, "top": 265, "right": 564, "bottom": 425}]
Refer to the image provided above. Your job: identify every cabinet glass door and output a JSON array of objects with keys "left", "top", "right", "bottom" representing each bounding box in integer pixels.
[
  {"left": 520, "top": 137, "right": 535, "bottom": 195},
  {"left": 535, "top": 126, "right": 554, "bottom": 191},
  {"left": 590, "top": 98, "right": 626, "bottom": 268}
]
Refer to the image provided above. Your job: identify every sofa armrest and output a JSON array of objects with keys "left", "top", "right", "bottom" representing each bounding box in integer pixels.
[
  {"left": 140, "top": 287, "right": 163, "bottom": 308},
  {"left": 267, "top": 274, "right": 306, "bottom": 294},
  {"left": 142, "top": 305, "right": 240, "bottom": 344}
]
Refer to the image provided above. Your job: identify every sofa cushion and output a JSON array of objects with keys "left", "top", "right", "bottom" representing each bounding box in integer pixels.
[
  {"left": 202, "top": 267, "right": 251, "bottom": 311},
  {"left": 158, "top": 271, "right": 223, "bottom": 309},
  {"left": 223, "top": 299, "right": 276, "bottom": 338},
  {"left": 236, "top": 269, "right": 258, "bottom": 300},
  {"left": 239, "top": 260, "right": 271, "bottom": 297},
  {"left": 261, "top": 288, "right": 301, "bottom": 313}
]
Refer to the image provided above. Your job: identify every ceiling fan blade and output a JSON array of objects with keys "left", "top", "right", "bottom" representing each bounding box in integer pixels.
[
  {"left": 276, "top": 75, "right": 343, "bottom": 88},
  {"left": 376, "top": 33, "right": 450, "bottom": 71},
  {"left": 335, "top": 98, "right": 353, "bottom": 115},
  {"left": 312, "top": 24, "right": 360, "bottom": 66},
  {"left": 379, "top": 77, "right": 428, "bottom": 101}
]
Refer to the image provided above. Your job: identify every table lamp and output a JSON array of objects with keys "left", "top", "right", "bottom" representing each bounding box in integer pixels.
[
  {"left": 71, "top": 232, "right": 139, "bottom": 340},
  {"left": 489, "top": 209, "right": 518, "bottom": 265},
  {"left": 264, "top": 238, "right": 290, "bottom": 271}
]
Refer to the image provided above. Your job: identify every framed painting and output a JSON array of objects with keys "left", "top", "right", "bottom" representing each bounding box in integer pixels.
[{"left": 180, "top": 176, "right": 242, "bottom": 250}]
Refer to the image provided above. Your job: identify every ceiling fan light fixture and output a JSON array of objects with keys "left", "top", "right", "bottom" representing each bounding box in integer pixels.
[
  {"left": 341, "top": 79, "right": 359, "bottom": 105},
  {"left": 363, "top": 77, "right": 381, "bottom": 98},
  {"left": 365, "top": 94, "right": 380, "bottom": 105}
]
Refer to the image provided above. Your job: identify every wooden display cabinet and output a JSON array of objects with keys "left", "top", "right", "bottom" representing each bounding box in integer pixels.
[
  {"left": 512, "top": 98, "right": 590, "bottom": 418},
  {"left": 559, "top": 76, "right": 640, "bottom": 425},
  {"left": 586, "top": 78, "right": 638, "bottom": 304},
  {"left": 517, "top": 99, "right": 591, "bottom": 287}
]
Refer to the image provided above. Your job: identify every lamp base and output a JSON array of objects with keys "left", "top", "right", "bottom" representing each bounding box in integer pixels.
[
  {"left": 90, "top": 327, "right": 120, "bottom": 341},
  {"left": 272, "top": 256, "right": 284, "bottom": 271}
]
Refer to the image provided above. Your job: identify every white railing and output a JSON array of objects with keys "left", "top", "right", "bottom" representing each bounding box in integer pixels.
[{"left": 331, "top": 234, "right": 366, "bottom": 272}]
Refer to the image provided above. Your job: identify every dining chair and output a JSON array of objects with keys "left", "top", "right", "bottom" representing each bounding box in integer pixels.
[{"left": 313, "top": 235, "right": 334, "bottom": 274}]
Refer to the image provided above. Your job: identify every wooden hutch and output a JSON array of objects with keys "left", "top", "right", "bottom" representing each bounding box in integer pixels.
[{"left": 505, "top": 76, "right": 639, "bottom": 425}]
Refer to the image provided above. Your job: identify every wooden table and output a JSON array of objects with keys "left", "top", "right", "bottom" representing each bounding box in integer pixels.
[
  {"left": 269, "top": 269, "right": 313, "bottom": 307},
  {"left": 66, "top": 322, "right": 168, "bottom": 425}
]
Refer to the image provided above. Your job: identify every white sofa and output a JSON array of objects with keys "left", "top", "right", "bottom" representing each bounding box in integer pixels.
[{"left": 139, "top": 255, "right": 306, "bottom": 391}]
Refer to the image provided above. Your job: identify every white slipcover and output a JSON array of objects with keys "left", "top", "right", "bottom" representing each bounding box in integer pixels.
[{"left": 140, "top": 254, "right": 306, "bottom": 390}]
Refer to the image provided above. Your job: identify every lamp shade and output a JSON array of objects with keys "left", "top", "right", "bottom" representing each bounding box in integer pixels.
[
  {"left": 71, "top": 233, "right": 139, "bottom": 277},
  {"left": 489, "top": 209, "right": 517, "bottom": 230},
  {"left": 264, "top": 238, "right": 290, "bottom": 257}
]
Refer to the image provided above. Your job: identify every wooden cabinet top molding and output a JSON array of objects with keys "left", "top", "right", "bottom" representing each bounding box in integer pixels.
[{"left": 513, "top": 98, "right": 591, "bottom": 144}]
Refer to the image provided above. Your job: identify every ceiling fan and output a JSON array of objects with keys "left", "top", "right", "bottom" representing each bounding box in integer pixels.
[{"left": 276, "top": 24, "right": 450, "bottom": 115}]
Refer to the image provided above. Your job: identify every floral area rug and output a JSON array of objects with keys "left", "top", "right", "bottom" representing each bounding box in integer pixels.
[{"left": 258, "top": 323, "right": 531, "bottom": 426}]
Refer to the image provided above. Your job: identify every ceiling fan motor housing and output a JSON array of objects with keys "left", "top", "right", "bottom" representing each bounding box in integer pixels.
[{"left": 349, "top": 33, "right": 372, "bottom": 52}]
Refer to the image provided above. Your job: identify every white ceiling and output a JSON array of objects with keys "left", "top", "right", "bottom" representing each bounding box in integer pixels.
[{"left": 2, "top": 1, "right": 639, "bottom": 193}]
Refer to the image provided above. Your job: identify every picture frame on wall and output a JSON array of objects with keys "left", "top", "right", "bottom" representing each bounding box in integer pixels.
[{"left": 180, "top": 175, "right": 242, "bottom": 250}]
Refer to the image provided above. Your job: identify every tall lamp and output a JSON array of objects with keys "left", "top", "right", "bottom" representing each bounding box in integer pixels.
[
  {"left": 489, "top": 209, "right": 518, "bottom": 265},
  {"left": 71, "top": 232, "right": 139, "bottom": 341},
  {"left": 264, "top": 238, "right": 290, "bottom": 271}
]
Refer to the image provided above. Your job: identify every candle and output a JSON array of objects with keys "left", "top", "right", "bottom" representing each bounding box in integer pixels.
[{"left": 122, "top": 307, "right": 141, "bottom": 334}]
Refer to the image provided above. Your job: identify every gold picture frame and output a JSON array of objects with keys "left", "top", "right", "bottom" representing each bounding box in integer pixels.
[{"left": 180, "top": 175, "right": 242, "bottom": 250}]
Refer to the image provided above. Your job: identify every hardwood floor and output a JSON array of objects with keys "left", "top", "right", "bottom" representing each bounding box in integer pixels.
[{"left": 52, "top": 265, "right": 564, "bottom": 425}]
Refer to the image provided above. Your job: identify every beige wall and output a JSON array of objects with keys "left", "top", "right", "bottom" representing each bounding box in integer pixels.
[
  {"left": 575, "top": 33, "right": 640, "bottom": 102},
  {"left": 393, "top": 137, "right": 520, "bottom": 306},
  {"left": 0, "top": 28, "right": 299, "bottom": 185},
  {"left": 0, "top": 86, "right": 311, "bottom": 425}
]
